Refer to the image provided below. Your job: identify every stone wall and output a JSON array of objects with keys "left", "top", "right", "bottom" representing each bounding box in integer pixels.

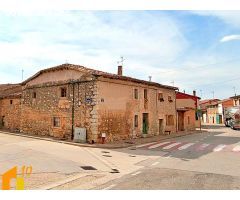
[
  {"left": 21, "top": 78, "right": 98, "bottom": 142},
  {"left": 0, "top": 98, "right": 21, "bottom": 131}
]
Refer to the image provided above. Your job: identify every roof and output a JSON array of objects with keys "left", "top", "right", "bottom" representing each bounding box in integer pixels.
[
  {"left": 199, "top": 99, "right": 220, "bottom": 110},
  {"left": 230, "top": 95, "right": 240, "bottom": 99},
  {"left": 0, "top": 84, "right": 19, "bottom": 92},
  {"left": 199, "top": 99, "right": 220, "bottom": 105},
  {"left": 218, "top": 98, "right": 232, "bottom": 103},
  {"left": 0, "top": 84, "right": 22, "bottom": 99},
  {"left": 176, "top": 91, "right": 201, "bottom": 100},
  {"left": 22, "top": 63, "right": 178, "bottom": 90}
]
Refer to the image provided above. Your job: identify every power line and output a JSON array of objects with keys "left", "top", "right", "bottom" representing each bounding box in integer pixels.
[
  {"left": 157, "top": 57, "right": 240, "bottom": 74},
  {"left": 194, "top": 76, "right": 240, "bottom": 88}
]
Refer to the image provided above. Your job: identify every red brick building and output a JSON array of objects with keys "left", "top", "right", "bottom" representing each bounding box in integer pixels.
[{"left": 176, "top": 91, "right": 201, "bottom": 131}]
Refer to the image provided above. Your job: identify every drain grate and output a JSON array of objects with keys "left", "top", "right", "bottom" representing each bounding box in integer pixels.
[
  {"left": 110, "top": 169, "right": 120, "bottom": 173},
  {"left": 80, "top": 166, "right": 97, "bottom": 170},
  {"left": 101, "top": 151, "right": 110, "bottom": 154},
  {"left": 102, "top": 155, "right": 112, "bottom": 157}
]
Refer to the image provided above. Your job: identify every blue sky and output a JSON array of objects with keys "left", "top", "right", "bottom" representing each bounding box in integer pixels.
[{"left": 0, "top": 10, "right": 240, "bottom": 99}]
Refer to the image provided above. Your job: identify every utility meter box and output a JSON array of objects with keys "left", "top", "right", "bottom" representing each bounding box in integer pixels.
[{"left": 74, "top": 127, "right": 87, "bottom": 143}]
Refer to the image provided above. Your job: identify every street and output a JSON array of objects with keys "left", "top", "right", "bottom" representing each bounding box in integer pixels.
[{"left": 1, "top": 125, "right": 240, "bottom": 189}]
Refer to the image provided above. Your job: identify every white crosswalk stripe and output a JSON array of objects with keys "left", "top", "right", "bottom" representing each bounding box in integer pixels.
[
  {"left": 162, "top": 142, "right": 181, "bottom": 150},
  {"left": 136, "top": 142, "right": 158, "bottom": 148},
  {"left": 197, "top": 143, "right": 210, "bottom": 150},
  {"left": 178, "top": 143, "right": 195, "bottom": 150},
  {"left": 148, "top": 141, "right": 171, "bottom": 149},
  {"left": 213, "top": 144, "right": 226, "bottom": 152},
  {"left": 232, "top": 145, "right": 240, "bottom": 152}
]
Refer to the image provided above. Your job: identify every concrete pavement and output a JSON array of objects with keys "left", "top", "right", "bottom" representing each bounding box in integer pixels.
[
  {"left": 1, "top": 125, "right": 240, "bottom": 189},
  {"left": 94, "top": 125, "right": 240, "bottom": 189}
]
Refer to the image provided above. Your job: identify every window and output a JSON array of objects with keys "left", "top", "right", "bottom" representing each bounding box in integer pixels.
[
  {"left": 158, "top": 93, "right": 164, "bottom": 102},
  {"left": 33, "top": 92, "right": 37, "bottom": 99},
  {"left": 10, "top": 100, "right": 13, "bottom": 105},
  {"left": 166, "top": 115, "right": 174, "bottom": 126},
  {"left": 134, "top": 89, "right": 138, "bottom": 99},
  {"left": 144, "top": 89, "right": 148, "bottom": 99},
  {"left": 60, "top": 87, "right": 67, "bottom": 97},
  {"left": 187, "top": 116, "right": 190, "bottom": 124},
  {"left": 168, "top": 96, "right": 173, "bottom": 102},
  {"left": 134, "top": 115, "right": 138, "bottom": 127},
  {"left": 53, "top": 117, "right": 60, "bottom": 127},
  {"left": 235, "top": 99, "right": 238, "bottom": 106}
]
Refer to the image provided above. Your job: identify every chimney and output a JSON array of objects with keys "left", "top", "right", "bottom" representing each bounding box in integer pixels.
[
  {"left": 118, "top": 65, "right": 122, "bottom": 76},
  {"left": 193, "top": 90, "right": 196, "bottom": 96},
  {"left": 148, "top": 76, "right": 152, "bottom": 82}
]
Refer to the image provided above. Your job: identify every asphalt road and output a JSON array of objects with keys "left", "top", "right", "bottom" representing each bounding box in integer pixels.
[
  {"left": 1, "top": 125, "right": 240, "bottom": 189},
  {"left": 96, "top": 125, "right": 240, "bottom": 190}
]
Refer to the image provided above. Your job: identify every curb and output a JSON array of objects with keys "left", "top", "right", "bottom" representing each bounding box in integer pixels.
[{"left": 0, "top": 129, "right": 208, "bottom": 149}]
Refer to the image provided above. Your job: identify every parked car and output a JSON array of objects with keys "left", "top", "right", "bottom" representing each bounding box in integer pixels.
[{"left": 224, "top": 106, "right": 240, "bottom": 129}]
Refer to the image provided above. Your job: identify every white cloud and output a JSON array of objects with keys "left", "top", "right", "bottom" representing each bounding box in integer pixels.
[
  {"left": 192, "top": 11, "right": 240, "bottom": 28},
  {"left": 0, "top": 11, "right": 188, "bottom": 83},
  {"left": 220, "top": 35, "right": 240, "bottom": 42}
]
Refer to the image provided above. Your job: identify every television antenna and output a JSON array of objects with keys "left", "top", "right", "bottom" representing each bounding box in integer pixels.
[{"left": 117, "top": 56, "right": 125, "bottom": 66}]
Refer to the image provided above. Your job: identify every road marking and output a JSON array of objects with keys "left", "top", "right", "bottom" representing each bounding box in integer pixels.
[
  {"left": 148, "top": 141, "right": 172, "bottom": 149},
  {"left": 197, "top": 143, "right": 210, "bottom": 151},
  {"left": 213, "top": 144, "right": 226, "bottom": 152},
  {"left": 232, "top": 145, "right": 240, "bottom": 152},
  {"left": 178, "top": 143, "right": 195, "bottom": 150},
  {"left": 131, "top": 171, "right": 141, "bottom": 176},
  {"left": 162, "top": 142, "right": 181, "bottom": 150},
  {"left": 151, "top": 162, "right": 159, "bottom": 166},
  {"left": 103, "top": 184, "right": 116, "bottom": 190},
  {"left": 136, "top": 142, "right": 158, "bottom": 148}
]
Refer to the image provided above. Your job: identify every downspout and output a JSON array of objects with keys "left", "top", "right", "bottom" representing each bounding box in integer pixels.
[{"left": 71, "top": 82, "right": 75, "bottom": 140}]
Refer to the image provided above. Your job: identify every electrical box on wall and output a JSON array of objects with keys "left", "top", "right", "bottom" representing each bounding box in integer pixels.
[{"left": 73, "top": 127, "right": 87, "bottom": 143}]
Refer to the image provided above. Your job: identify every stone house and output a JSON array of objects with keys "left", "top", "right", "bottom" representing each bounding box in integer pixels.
[
  {"left": 1, "top": 63, "right": 178, "bottom": 143},
  {"left": 0, "top": 84, "right": 22, "bottom": 131},
  {"left": 176, "top": 91, "right": 201, "bottom": 131}
]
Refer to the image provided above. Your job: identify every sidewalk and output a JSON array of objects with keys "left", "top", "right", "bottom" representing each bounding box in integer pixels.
[{"left": 0, "top": 129, "right": 207, "bottom": 149}]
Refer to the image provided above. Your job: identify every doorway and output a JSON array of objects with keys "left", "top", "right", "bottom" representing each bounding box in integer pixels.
[
  {"left": 142, "top": 113, "right": 149, "bottom": 134},
  {"left": 159, "top": 119, "right": 164, "bottom": 134},
  {"left": 178, "top": 111, "right": 184, "bottom": 131},
  {"left": 1, "top": 116, "right": 5, "bottom": 128}
]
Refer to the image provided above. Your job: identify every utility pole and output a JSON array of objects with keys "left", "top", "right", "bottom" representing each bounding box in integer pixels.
[
  {"left": 211, "top": 91, "right": 215, "bottom": 99},
  {"left": 200, "top": 90, "right": 203, "bottom": 98},
  {"left": 233, "top": 86, "right": 236, "bottom": 96},
  {"left": 21, "top": 69, "right": 24, "bottom": 81}
]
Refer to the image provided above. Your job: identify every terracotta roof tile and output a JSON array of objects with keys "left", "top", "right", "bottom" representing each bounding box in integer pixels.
[
  {"left": 0, "top": 84, "right": 22, "bottom": 98},
  {"left": 22, "top": 63, "right": 178, "bottom": 90}
]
